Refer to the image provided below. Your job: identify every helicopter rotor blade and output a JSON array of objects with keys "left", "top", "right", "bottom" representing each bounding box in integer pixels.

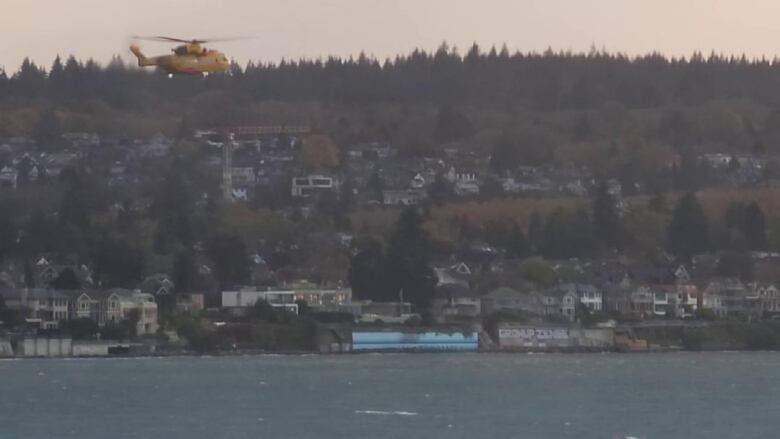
[
  {"left": 193, "top": 36, "right": 255, "bottom": 43},
  {"left": 132, "top": 36, "right": 191, "bottom": 43}
]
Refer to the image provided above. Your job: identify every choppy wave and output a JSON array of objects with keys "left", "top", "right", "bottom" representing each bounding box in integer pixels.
[{"left": 355, "top": 410, "right": 418, "bottom": 416}]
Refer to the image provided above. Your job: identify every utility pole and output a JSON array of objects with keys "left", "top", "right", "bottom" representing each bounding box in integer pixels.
[{"left": 222, "top": 132, "right": 235, "bottom": 201}]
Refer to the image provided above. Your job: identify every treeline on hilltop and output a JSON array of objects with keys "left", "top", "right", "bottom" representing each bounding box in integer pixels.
[{"left": 5, "top": 44, "right": 780, "bottom": 111}]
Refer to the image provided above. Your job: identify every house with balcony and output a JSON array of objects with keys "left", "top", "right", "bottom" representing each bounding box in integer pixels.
[
  {"left": 702, "top": 279, "right": 755, "bottom": 319},
  {"left": 274, "top": 280, "right": 353, "bottom": 312},
  {"left": 67, "top": 289, "right": 159, "bottom": 335},
  {"left": 222, "top": 288, "right": 299, "bottom": 315},
  {"left": 0, "top": 288, "right": 70, "bottom": 329}
]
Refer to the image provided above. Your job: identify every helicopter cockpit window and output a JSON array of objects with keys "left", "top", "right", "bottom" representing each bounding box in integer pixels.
[{"left": 174, "top": 46, "right": 188, "bottom": 55}]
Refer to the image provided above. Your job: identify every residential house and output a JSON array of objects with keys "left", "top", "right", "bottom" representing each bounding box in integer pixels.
[
  {"left": 0, "top": 288, "right": 70, "bottom": 329},
  {"left": 0, "top": 166, "right": 18, "bottom": 189},
  {"left": 111, "top": 289, "right": 159, "bottom": 335},
  {"left": 410, "top": 173, "right": 426, "bottom": 189},
  {"left": 62, "top": 132, "right": 100, "bottom": 148},
  {"left": 291, "top": 175, "right": 337, "bottom": 197},
  {"left": 289, "top": 281, "right": 351, "bottom": 310},
  {"left": 142, "top": 133, "right": 172, "bottom": 158},
  {"left": 32, "top": 260, "right": 92, "bottom": 289},
  {"left": 481, "top": 287, "right": 563, "bottom": 320},
  {"left": 756, "top": 284, "right": 780, "bottom": 316},
  {"left": 221, "top": 288, "right": 299, "bottom": 314},
  {"left": 481, "top": 287, "right": 532, "bottom": 315},
  {"left": 141, "top": 274, "right": 175, "bottom": 296},
  {"left": 702, "top": 279, "right": 757, "bottom": 319},
  {"left": 630, "top": 286, "right": 655, "bottom": 318},
  {"left": 232, "top": 167, "right": 257, "bottom": 187},
  {"left": 446, "top": 166, "right": 480, "bottom": 195},
  {"left": 561, "top": 283, "right": 603, "bottom": 312},
  {"left": 562, "top": 179, "right": 588, "bottom": 196},
  {"left": 67, "top": 289, "right": 159, "bottom": 335},
  {"left": 176, "top": 293, "right": 205, "bottom": 314},
  {"left": 27, "top": 289, "right": 70, "bottom": 329},
  {"left": 434, "top": 262, "right": 474, "bottom": 289},
  {"left": 603, "top": 284, "right": 655, "bottom": 319},
  {"left": 432, "top": 283, "right": 481, "bottom": 323},
  {"left": 382, "top": 188, "right": 427, "bottom": 206},
  {"left": 354, "top": 301, "right": 414, "bottom": 324},
  {"left": 660, "top": 284, "right": 699, "bottom": 318},
  {"left": 560, "top": 291, "right": 578, "bottom": 321},
  {"left": 70, "top": 291, "right": 102, "bottom": 323}
]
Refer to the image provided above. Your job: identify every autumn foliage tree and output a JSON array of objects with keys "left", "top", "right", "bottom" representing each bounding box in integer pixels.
[{"left": 298, "top": 135, "right": 340, "bottom": 171}]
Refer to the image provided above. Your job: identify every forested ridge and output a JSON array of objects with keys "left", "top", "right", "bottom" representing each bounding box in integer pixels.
[{"left": 6, "top": 44, "right": 780, "bottom": 106}]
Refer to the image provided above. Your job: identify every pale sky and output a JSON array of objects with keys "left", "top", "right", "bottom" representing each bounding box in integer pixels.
[{"left": 3, "top": 0, "right": 780, "bottom": 71}]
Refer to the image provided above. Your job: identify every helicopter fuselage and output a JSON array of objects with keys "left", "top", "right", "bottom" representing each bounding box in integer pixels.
[{"left": 130, "top": 45, "right": 230, "bottom": 75}]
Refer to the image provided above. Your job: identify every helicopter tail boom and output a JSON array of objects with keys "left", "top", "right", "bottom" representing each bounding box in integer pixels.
[{"left": 129, "top": 45, "right": 155, "bottom": 66}]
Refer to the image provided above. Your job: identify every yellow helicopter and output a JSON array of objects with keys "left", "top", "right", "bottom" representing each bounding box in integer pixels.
[{"left": 129, "top": 36, "right": 240, "bottom": 77}]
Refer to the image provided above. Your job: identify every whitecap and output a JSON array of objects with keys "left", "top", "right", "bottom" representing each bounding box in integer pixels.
[{"left": 355, "top": 410, "right": 418, "bottom": 416}]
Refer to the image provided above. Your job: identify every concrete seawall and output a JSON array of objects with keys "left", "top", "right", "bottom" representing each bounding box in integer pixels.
[{"left": 496, "top": 325, "right": 615, "bottom": 352}]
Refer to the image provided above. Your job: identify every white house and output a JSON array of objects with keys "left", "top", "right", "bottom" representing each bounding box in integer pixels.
[
  {"left": 0, "top": 166, "right": 18, "bottom": 189},
  {"left": 560, "top": 284, "right": 603, "bottom": 312},
  {"left": 291, "top": 175, "right": 337, "bottom": 197},
  {"left": 382, "top": 189, "right": 426, "bottom": 206},
  {"left": 222, "top": 288, "right": 299, "bottom": 314},
  {"left": 114, "top": 290, "right": 159, "bottom": 335},
  {"left": 758, "top": 284, "right": 780, "bottom": 314}
]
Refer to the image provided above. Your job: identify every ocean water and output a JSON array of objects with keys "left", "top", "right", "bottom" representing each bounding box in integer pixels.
[{"left": 1, "top": 352, "right": 779, "bottom": 439}]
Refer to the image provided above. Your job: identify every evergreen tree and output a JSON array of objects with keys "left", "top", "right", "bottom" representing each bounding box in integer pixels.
[
  {"left": 427, "top": 173, "right": 454, "bottom": 206},
  {"left": 348, "top": 239, "right": 387, "bottom": 301},
  {"left": 366, "top": 171, "right": 385, "bottom": 202},
  {"left": 33, "top": 108, "right": 62, "bottom": 151},
  {"left": 667, "top": 192, "right": 709, "bottom": 259},
  {"left": 434, "top": 105, "right": 473, "bottom": 143},
  {"left": 716, "top": 251, "right": 754, "bottom": 280},
  {"left": 48, "top": 55, "right": 65, "bottom": 94},
  {"left": 490, "top": 138, "right": 519, "bottom": 173},
  {"left": 93, "top": 237, "right": 146, "bottom": 288},
  {"left": 23, "top": 259, "right": 34, "bottom": 288},
  {"left": 51, "top": 268, "right": 81, "bottom": 290},
  {"left": 506, "top": 224, "right": 529, "bottom": 258},
  {"left": 527, "top": 212, "right": 544, "bottom": 255},
  {"left": 540, "top": 207, "right": 596, "bottom": 258},
  {"left": 14, "top": 58, "right": 45, "bottom": 97},
  {"left": 648, "top": 190, "right": 669, "bottom": 213},
  {"left": 723, "top": 201, "right": 767, "bottom": 251},
  {"left": 384, "top": 207, "right": 436, "bottom": 308},
  {"left": 205, "top": 233, "right": 250, "bottom": 289},
  {"left": 744, "top": 202, "right": 768, "bottom": 250},
  {"left": 592, "top": 183, "right": 622, "bottom": 249},
  {"left": 173, "top": 250, "right": 200, "bottom": 293},
  {"left": 0, "top": 211, "right": 15, "bottom": 262}
]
